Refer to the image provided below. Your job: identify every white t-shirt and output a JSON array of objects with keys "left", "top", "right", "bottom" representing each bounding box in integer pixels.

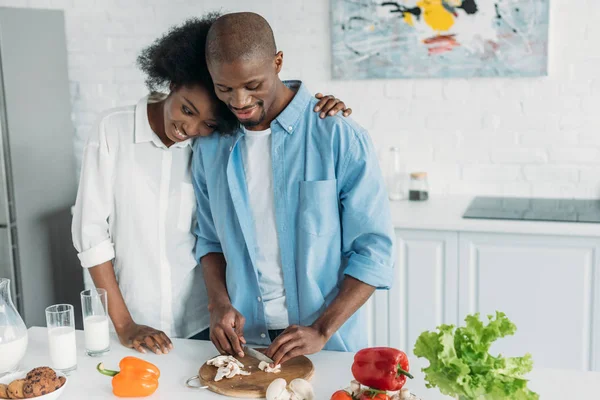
[
  {"left": 72, "top": 94, "right": 209, "bottom": 338},
  {"left": 241, "top": 127, "right": 289, "bottom": 330}
]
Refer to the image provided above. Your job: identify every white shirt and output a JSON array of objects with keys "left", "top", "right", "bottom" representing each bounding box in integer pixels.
[
  {"left": 241, "top": 127, "right": 289, "bottom": 330},
  {"left": 72, "top": 94, "right": 209, "bottom": 338}
]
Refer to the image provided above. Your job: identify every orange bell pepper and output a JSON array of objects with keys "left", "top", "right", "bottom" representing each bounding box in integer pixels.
[{"left": 97, "top": 356, "right": 160, "bottom": 397}]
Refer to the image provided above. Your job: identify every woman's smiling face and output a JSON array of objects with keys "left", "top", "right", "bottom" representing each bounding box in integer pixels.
[{"left": 162, "top": 84, "right": 220, "bottom": 144}]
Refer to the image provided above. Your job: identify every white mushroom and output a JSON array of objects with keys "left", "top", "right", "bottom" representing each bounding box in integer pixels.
[
  {"left": 350, "top": 380, "right": 361, "bottom": 396},
  {"left": 214, "top": 365, "right": 230, "bottom": 382},
  {"left": 266, "top": 377, "right": 314, "bottom": 400},
  {"left": 207, "top": 355, "right": 229, "bottom": 367},
  {"left": 266, "top": 378, "right": 291, "bottom": 400},
  {"left": 207, "top": 355, "right": 245, "bottom": 368},
  {"left": 259, "top": 361, "right": 282, "bottom": 373},
  {"left": 226, "top": 363, "right": 242, "bottom": 379},
  {"left": 215, "top": 363, "right": 238, "bottom": 381},
  {"left": 209, "top": 355, "right": 251, "bottom": 381},
  {"left": 288, "top": 378, "right": 314, "bottom": 400}
]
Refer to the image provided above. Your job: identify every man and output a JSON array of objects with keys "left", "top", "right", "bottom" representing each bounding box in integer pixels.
[{"left": 192, "top": 12, "right": 395, "bottom": 365}]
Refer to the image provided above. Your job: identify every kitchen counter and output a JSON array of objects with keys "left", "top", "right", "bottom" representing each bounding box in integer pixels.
[
  {"left": 389, "top": 195, "right": 600, "bottom": 237},
  {"left": 19, "top": 327, "right": 600, "bottom": 399}
]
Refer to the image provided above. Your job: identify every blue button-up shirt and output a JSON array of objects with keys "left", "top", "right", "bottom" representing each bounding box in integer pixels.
[{"left": 191, "top": 82, "right": 395, "bottom": 352}]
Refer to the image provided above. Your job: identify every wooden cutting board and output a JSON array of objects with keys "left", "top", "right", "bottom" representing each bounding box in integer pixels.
[{"left": 199, "top": 350, "right": 314, "bottom": 398}]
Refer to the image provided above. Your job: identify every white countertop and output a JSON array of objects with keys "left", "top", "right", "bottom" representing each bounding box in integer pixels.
[
  {"left": 389, "top": 195, "right": 600, "bottom": 237},
  {"left": 17, "top": 327, "right": 600, "bottom": 399}
]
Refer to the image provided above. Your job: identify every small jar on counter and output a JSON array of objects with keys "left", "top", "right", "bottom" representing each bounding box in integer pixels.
[{"left": 408, "top": 172, "right": 429, "bottom": 201}]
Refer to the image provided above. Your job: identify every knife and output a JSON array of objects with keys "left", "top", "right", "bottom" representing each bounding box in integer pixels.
[{"left": 243, "top": 346, "right": 274, "bottom": 364}]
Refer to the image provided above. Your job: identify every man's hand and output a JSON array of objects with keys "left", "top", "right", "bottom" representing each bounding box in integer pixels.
[
  {"left": 265, "top": 276, "right": 376, "bottom": 365},
  {"left": 209, "top": 302, "right": 247, "bottom": 357},
  {"left": 116, "top": 322, "right": 173, "bottom": 355},
  {"left": 265, "top": 324, "right": 328, "bottom": 365}
]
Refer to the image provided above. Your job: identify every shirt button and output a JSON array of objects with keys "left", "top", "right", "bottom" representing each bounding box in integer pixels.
[
  {"left": 257, "top": 297, "right": 262, "bottom": 302},
  {"left": 287, "top": 126, "right": 292, "bottom": 132},
  {"left": 260, "top": 333, "right": 266, "bottom": 339}
]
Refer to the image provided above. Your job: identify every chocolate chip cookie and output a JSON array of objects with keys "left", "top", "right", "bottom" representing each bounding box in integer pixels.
[
  {"left": 7, "top": 379, "right": 25, "bottom": 399},
  {"left": 25, "top": 367, "right": 56, "bottom": 384},
  {"left": 0, "top": 384, "right": 9, "bottom": 399},
  {"left": 23, "top": 376, "right": 60, "bottom": 398},
  {"left": 56, "top": 376, "right": 66, "bottom": 389}
]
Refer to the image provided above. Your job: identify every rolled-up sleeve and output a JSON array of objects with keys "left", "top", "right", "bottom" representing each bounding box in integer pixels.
[
  {"left": 339, "top": 128, "right": 395, "bottom": 289},
  {"left": 191, "top": 141, "right": 223, "bottom": 262},
  {"left": 71, "top": 116, "right": 116, "bottom": 268}
]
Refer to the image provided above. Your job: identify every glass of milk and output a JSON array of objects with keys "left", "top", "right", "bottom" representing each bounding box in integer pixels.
[
  {"left": 80, "top": 288, "right": 110, "bottom": 357},
  {"left": 45, "top": 304, "right": 77, "bottom": 374}
]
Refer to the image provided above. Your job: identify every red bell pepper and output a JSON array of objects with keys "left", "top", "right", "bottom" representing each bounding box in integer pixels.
[{"left": 351, "top": 347, "right": 413, "bottom": 391}]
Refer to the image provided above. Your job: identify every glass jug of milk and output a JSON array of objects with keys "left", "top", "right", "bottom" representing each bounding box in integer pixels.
[{"left": 0, "top": 278, "right": 28, "bottom": 375}]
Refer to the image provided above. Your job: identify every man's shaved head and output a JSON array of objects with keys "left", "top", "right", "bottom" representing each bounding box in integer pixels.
[
  {"left": 206, "top": 12, "right": 277, "bottom": 65},
  {"left": 206, "top": 12, "right": 293, "bottom": 132}
]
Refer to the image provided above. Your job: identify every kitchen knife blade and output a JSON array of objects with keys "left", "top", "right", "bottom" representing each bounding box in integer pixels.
[{"left": 243, "top": 346, "right": 274, "bottom": 364}]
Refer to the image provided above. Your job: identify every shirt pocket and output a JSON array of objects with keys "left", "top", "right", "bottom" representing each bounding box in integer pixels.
[
  {"left": 298, "top": 179, "right": 340, "bottom": 236},
  {"left": 177, "top": 183, "right": 197, "bottom": 233}
]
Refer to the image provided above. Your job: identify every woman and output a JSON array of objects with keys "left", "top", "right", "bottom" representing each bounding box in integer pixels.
[{"left": 71, "top": 14, "right": 352, "bottom": 355}]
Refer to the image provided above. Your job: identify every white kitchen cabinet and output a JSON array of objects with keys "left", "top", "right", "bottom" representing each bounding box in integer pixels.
[
  {"left": 388, "top": 229, "right": 459, "bottom": 355},
  {"left": 458, "top": 233, "right": 600, "bottom": 372}
]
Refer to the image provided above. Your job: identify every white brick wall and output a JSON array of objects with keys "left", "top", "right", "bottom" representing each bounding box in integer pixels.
[{"left": 1, "top": 0, "right": 598, "bottom": 198}]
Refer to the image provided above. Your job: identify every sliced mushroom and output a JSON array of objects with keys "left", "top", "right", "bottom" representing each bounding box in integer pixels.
[
  {"left": 210, "top": 356, "right": 251, "bottom": 381},
  {"left": 259, "top": 361, "right": 282, "bottom": 373},
  {"left": 214, "top": 365, "right": 230, "bottom": 382},
  {"left": 207, "top": 355, "right": 245, "bottom": 368}
]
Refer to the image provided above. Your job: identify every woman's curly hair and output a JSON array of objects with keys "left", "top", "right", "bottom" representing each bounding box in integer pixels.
[{"left": 137, "top": 13, "right": 239, "bottom": 134}]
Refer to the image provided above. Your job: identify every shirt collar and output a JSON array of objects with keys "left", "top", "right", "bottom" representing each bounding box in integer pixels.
[
  {"left": 134, "top": 94, "right": 192, "bottom": 149},
  {"left": 275, "top": 80, "right": 311, "bottom": 135}
]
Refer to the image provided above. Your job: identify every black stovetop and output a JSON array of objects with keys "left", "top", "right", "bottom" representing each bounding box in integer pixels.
[{"left": 463, "top": 196, "right": 600, "bottom": 223}]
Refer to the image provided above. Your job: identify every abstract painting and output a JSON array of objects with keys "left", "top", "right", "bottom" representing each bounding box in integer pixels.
[{"left": 331, "top": 0, "right": 550, "bottom": 79}]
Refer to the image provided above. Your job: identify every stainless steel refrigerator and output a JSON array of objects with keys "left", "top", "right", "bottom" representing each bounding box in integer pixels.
[{"left": 0, "top": 7, "right": 82, "bottom": 327}]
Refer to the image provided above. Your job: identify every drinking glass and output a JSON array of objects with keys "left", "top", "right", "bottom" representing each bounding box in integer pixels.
[
  {"left": 45, "top": 304, "right": 77, "bottom": 374},
  {"left": 81, "top": 288, "right": 110, "bottom": 356}
]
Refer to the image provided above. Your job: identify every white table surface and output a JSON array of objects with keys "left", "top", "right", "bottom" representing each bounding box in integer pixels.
[{"left": 18, "top": 327, "right": 600, "bottom": 399}]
